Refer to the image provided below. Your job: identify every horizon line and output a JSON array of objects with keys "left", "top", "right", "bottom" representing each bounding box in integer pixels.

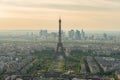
[{"left": 0, "top": 29, "right": 120, "bottom": 32}]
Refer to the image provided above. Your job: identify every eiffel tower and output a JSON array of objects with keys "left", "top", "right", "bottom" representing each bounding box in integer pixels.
[{"left": 56, "top": 18, "right": 65, "bottom": 60}]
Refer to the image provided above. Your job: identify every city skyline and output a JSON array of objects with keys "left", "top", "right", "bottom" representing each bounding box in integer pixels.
[{"left": 0, "top": 0, "right": 120, "bottom": 31}]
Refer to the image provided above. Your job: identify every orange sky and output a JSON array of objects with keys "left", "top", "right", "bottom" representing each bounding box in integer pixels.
[{"left": 0, "top": 0, "right": 120, "bottom": 31}]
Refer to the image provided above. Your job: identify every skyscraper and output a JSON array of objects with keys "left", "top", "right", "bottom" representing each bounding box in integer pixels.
[
  {"left": 68, "top": 30, "right": 75, "bottom": 40},
  {"left": 75, "top": 30, "right": 81, "bottom": 40},
  {"left": 81, "top": 29, "right": 85, "bottom": 40}
]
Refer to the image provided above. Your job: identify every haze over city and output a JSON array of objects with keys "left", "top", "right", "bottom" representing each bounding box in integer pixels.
[
  {"left": 1, "top": 0, "right": 120, "bottom": 80},
  {"left": 0, "top": 0, "right": 120, "bottom": 31}
]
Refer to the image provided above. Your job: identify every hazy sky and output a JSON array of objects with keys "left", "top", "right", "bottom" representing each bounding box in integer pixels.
[{"left": 0, "top": 0, "right": 120, "bottom": 31}]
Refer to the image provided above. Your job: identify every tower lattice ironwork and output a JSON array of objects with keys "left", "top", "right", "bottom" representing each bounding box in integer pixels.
[{"left": 56, "top": 18, "right": 65, "bottom": 58}]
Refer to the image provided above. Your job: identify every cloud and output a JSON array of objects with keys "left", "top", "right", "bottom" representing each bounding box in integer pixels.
[
  {"left": 0, "top": 0, "right": 120, "bottom": 11},
  {"left": 0, "top": 0, "right": 120, "bottom": 30}
]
